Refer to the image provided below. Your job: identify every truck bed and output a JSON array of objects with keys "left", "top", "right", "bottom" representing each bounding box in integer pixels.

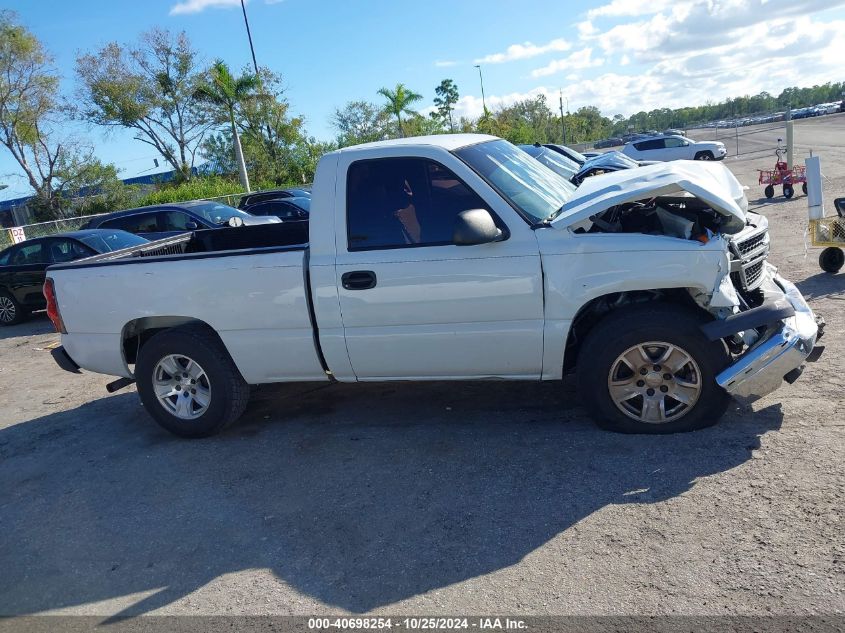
[{"left": 47, "top": 220, "right": 327, "bottom": 385}]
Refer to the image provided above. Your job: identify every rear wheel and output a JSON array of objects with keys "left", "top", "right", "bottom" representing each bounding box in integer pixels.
[
  {"left": 783, "top": 184, "right": 795, "bottom": 199},
  {"left": 136, "top": 325, "right": 250, "bottom": 438},
  {"left": 764, "top": 185, "right": 775, "bottom": 199},
  {"left": 802, "top": 182, "right": 808, "bottom": 195},
  {"left": 694, "top": 151, "right": 714, "bottom": 161},
  {"left": 819, "top": 247, "right": 844, "bottom": 273},
  {"left": 577, "top": 304, "right": 730, "bottom": 434},
  {"left": 0, "top": 290, "right": 27, "bottom": 326}
]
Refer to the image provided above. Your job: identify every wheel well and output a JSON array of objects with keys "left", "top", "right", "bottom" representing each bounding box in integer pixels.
[
  {"left": 121, "top": 316, "right": 219, "bottom": 366},
  {"left": 563, "top": 288, "right": 702, "bottom": 373}
]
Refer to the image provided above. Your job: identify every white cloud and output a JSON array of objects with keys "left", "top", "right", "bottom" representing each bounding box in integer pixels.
[
  {"left": 474, "top": 38, "right": 571, "bottom": 64},
  {"left": 587, "top": 0, "right": 679, "bottom": 19},
  {"left": 434, "top": 60, "right": 458, "bottom": 68},
  {"left": 169, "top": 0, "right": 241, "bottom": 15},
  {"left": 531, "top": 48, "right": 604, "bottom": 77}
]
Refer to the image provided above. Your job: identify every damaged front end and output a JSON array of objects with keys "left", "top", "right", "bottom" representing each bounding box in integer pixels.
[
  {"left": 705, "top": 263, "right": 821, "bottom": 398},
  {"left": 553, "top": 160, "right": 821, "bottom": 398}
]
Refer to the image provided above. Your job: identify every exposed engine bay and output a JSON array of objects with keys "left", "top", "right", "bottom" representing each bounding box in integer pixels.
[{"left": 574, "top": 196, "right": 736, "bottom": 241}]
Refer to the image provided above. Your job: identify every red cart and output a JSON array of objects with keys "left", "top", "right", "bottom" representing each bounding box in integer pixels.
[{"left": 758, "top": 144, "right": 807, "bottom": 199}]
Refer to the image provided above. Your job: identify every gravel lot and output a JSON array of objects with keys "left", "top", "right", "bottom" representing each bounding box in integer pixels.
[{"left": 0, "top": 115, "right": 843, "bottom": 619}]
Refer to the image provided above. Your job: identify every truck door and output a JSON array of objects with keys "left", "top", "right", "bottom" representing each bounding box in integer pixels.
[{"left": 334, "top": 153, "right": 544, "bottom": 380}]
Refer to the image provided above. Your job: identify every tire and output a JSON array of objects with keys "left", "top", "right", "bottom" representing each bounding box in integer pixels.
[
  {"left": 0, "top": 290, "right": 28, "bottom": 326},
  {"left": 764, "top": 185, "right": 775, "bottom": 199},
  {"left": 783, "top": 184, "right": 794, "bottom": 199},
  {"left": 577, "top": 303, "right": 730, "bottom": 434},
  {"left": 819, "top": 247, "right": 844, "bottom": 274},
  {"left": 694, "top": 151, "right": 714, "bottom": 161},
  {"left": 135, "top": 325, "right": 250, "bottom": 438},
  {"left": 802, "top": 182, "right": 808, "bottom": 195}
]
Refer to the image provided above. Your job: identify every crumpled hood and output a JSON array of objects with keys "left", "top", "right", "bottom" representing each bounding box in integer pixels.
[{"left": 552, "top": 160, "right": 748, "bottom": 234}]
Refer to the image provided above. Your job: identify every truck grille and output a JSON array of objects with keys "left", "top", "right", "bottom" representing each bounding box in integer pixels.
[
  {"left": 737, "top": 232, "right": 766, "bottom": 257},
  {"left": 730, "top": 228, "right": 769, "bottom": 292}
]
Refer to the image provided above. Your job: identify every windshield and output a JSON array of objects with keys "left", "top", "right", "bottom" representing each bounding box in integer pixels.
[
  {"left": 186, "top": 202, "right": 251, "bottom": 225},
  {"left": 77, "top": 230, "right": 148, "bottom": 252},
  {"left": 519, "top": 146, "right": 579, "bottom": 180},
  {"left": 455, "top": 139, "right": 577, "bottom": 224}
]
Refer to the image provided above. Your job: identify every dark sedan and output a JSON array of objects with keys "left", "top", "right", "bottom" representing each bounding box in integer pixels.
[
  {"left": 243, "top": 196, "right": 310, "bottom": 221},
  {"left": 82, "top": 200, "right": 278, "bottom": 241},
  {"left": 237, "top": 188, "right": 311, "bottom": 210},
  {"left": 0, "top": 229, "right": 148, "bottom": 325}
]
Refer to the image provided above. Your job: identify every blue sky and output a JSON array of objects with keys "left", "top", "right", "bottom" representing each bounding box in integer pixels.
[{"left": 3, "top": 0, "right": 845, "bottom": 200}]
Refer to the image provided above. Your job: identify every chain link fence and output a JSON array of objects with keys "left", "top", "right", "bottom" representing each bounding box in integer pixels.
[{"left": 1, "top": 213, "right": 112, "bottom": 250}]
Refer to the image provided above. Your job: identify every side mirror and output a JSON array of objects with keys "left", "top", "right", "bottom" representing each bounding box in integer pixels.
[
  {"left": 453, "top": 209, "right": 503, "bottom": 246},
  {"left": 185, "top": 221, "right": 199, "bottom": 230},
  {"left": 834, "top": 197, "right": 845, "bottom": 218}
]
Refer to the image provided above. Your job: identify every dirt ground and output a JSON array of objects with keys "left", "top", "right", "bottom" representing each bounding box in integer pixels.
[{"left": 0, "top": 115, "right": 843, "bottom": 620}]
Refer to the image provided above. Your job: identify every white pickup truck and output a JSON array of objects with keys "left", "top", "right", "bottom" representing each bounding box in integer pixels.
[{"left": 45, "top": 135, "right": 822, "bottom": 438}]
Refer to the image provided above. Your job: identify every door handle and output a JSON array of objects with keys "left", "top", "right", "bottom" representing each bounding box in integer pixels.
[{"left": 341, "top": 270, "right": 377, "bottom": 290}]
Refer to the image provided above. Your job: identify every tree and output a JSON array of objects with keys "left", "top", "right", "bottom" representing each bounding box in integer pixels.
[
  {"left": 52, "top": 152, "right": 133, "bottom": 216},
  {"left": 331, "top": 100, "right": 392, "bottom": 146},
  {"left": 377, "top": 83, "right": 423, "bottom": 137},
  {"left": 433, "top": 79, "right": 459, "bottom": 132},
  {"left": 0, "top": 12, "right": 64, "bottom": 212},
  {"left": 198, "top": 66, "right": 321, "bottom": 186},
  {"left": 193, "top": 59, "right": 260, "bottom": 192},
  {"left": 76, "top": 29, "right": 208, "bottom": 180}
]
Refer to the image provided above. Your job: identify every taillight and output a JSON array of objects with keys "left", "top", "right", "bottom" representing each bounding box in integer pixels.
[{"left": 43, "top": 278, "right": 66, "bottom": 334}]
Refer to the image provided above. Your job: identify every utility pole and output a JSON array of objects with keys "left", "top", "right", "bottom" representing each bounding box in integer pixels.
[
  {"left": 474, "top": 65, "right": 487, "bottom": 116},
  {"left": 240, "top": 0, "right": 260, "bottom": 77},
  {"left": 559, "top": 90, "right": 566, "bottom": 145}
]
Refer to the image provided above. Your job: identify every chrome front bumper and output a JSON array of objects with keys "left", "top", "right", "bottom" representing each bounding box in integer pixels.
[{"left": 716, "top": 268, "right": 818, "bottom": 399}]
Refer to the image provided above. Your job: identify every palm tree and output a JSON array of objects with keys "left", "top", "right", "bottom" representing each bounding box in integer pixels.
[
  {"left": 377, "top": 83, "right": 423, "bottom": 138},
  {"left": 193, "top": 59, "right": 260, "bottom": 192}
]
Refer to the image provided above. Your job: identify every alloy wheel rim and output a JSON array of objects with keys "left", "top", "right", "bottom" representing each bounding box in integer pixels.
[
  {"left": 0, "top": 296, "right": 16, "bottom": 323},
  {"left": 607, "top": 341, "right": 702, "bottom": 424},
  {"left": 152, "top": 354, "right": 211, "bottom": 420}
]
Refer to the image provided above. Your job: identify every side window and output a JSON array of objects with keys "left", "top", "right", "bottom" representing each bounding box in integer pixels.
[
  {"left": 346, "top": 158, "right": 492, "bottom": 250},
  {"left": 634, "top": 139, "right": 663, "bottom": 151},
  {"left": 160, "top": 211, "right": 197, "bottom": 232},
  {"left": 0, "top": 248, "right": 11, "bottom": 266},
  {"left": 102, "top": 212, "right": 160, "bottom": 234},
  {"left": 664, "top": 137, "right": 684, "bottom": 148},
  {"left": 46, "top": 239, "right": 94, "bottom": 263},
  {"left": 9, "top": 241, "right": 45, "bottom": 265}
]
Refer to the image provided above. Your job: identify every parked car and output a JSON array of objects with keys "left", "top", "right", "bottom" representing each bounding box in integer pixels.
[
  {"left": 237, "top": 188, "right": 311, "bottom": 210},
  {"left": 593, "top": 138, "right": 622, "bottom": 149},
  {"left": 519, "top": 144, "right": 580, "bottom": 180},
  {"left": 82, "top": 200, "right": 279, "bottom": 240},
  {"left": 542, "top": 143, "right": 588, "bottom": 165},
  {"left": 0, "top": 229, "right": 148, "bottom": 325},
  {"left": 662, "top": 129, "right": 684, "bottom": 137},
  {"left": 521, "top": 144, "right": 649, "bottom": 186},
  {"left": 46, "top": 134, "right": 820, "bottom": 438},
  {"left": 242, "top": 196, "right": 310, "bottom": 221},
  {"left": 621, "top": 135, "right": 727, "bottom": 162}
]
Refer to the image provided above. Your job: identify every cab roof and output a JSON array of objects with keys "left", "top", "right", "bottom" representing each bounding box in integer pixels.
[{"left": 332, "top": 134, "right": 498, "bottom": 154}]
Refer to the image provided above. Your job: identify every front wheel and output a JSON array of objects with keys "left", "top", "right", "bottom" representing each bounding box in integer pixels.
[
  {"left": 764, "top": 185, "right": 775, "bottom": 199},
  {"left": 577, "top": 304, "right": 730, "bottom": 434},
  {"left": 694, "top": 151, "right": 714, "bottom": 161},
  {"left": 783, "top": 184, "right": 795, "bottom": 199},
  {"left": 136, "top": 325, "right": 250, "bottom": 438},
  {"left": 819, "top": 247, "right": 844, "bottom": 273}
]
